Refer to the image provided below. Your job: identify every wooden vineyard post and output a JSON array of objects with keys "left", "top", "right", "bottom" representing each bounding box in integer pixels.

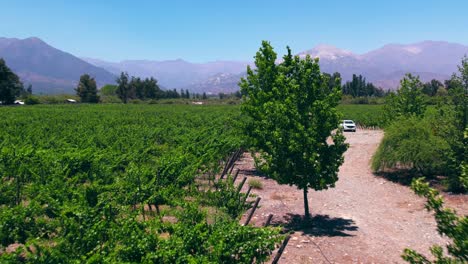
[
  {"left": 272, "top": 235, "right": 291, "bottom": 264},
  {"left": 232, "top": 169, "right": 240, "bottom": 183},
  {"left": 244, "top": 197, "right": 261, "bottom": 226},
  {"left": 241, "top": 185, "right": 253, "bottom": 206},
  {"left": 220, "top": 154, "right": 233, "bottom": 180},
  {"left": 263, "top": 214, "right": 273, "bottom": 227},
  {"left": 227, "top": 148, "right": 242, "bottom": 177},
  {"left": 236, "top": 177, "right": 247, "bottom": 194}
]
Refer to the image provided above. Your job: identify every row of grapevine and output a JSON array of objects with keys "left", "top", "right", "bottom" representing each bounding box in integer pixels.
[
  {"left": 338, "top": 104, "right": 385, "bottom": 128},
  {"left": 0, "top": 104, "right": 283, "bottom": 263}
]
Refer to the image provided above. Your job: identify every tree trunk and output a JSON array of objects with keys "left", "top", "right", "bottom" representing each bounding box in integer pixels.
[{"left": 303, "top": 187, "right": 310, "bottom": 219}]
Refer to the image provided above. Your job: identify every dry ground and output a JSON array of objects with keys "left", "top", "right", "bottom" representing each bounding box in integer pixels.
[{"left": 234, "top": 129, "right": 467, "bottom": 264}]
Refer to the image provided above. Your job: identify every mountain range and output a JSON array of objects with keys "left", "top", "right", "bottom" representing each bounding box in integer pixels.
[
  {"left": 81, "top": 57, "right": 250, "bottom": 92},
  {"left": 0, "top": 37, "right": 115, "bottom": 94},
  {"left": 0, "top": 37, "right": 467, "bottom": 94}
]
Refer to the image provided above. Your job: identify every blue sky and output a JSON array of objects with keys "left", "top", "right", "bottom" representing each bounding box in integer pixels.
[{"left": 1, "top": 0, "right": 467, "bottom": 62}]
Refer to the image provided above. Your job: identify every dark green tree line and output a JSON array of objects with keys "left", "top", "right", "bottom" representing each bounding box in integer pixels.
[
  {"left": 75, "top": 74, "right": 100, "bottom": 103},
  {"left": 115, "top": 72, "right": 184, "bottom": 103},
  {"left": 0, "top": 58, "right": 24, "bottom": 105},
  {"left": 342, "top": 74, "right": 384, "bottom": 97}
]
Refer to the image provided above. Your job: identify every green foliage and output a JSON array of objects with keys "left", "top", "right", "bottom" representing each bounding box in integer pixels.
[
  {"left": 0, "top": 58, "right": 24, "bottom": 105},
  {"left": 240, "top": 41, "right": 348, "bottom": 217},
  {"left": 422, "top": 79, "right": 444, "bottom": 97},
  {"left": 115, "top": 72, "right": 183, "bottom": 103},
  {"left": 75, "top": 74, "right": 100, "bottom": 103},
  {"left": 99, "top": 84, "right": 118, "bottom": 96},
  {"left": 383, "top": 74, "right": 427, "bottom": 125},
  {"left": 372, "top": 116, "right": 450, "bottom": 174},
  {"left": 0, "top": 104, "right": 281, "bottom": 262},
  {"left": 402, "top": 178, "right": 467, "bottom": 263},
  {"left": 116, "top": 72, "right": 130, "bottom": 103},
  {"left": 341, "top": 95, "right": 386, "bottom": 105},
  {"left": 24, "top": 95, "right": 40, "bottom": 105},
  {"left": 33, "top": 94, "right": 79, "bottom": 104},
  {"left": 342, "top": 74, "right": 385, "bottom": 97},
  {"left": 444, "top": 56, "right": 468, "bottom": 192},
  {"left": 337, "top": 104, "right": 385, "bottom": 127},
  {"left": 373, "top": 58, "right": 467, "bottom": 192}
]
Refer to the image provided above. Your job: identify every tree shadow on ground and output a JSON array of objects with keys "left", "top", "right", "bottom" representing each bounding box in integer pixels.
[
  {"left": 374, "top": 170, "right": 447, "bottom": 191},
  {"left": 374, "top": 170, "right": 419, "bottom": 186},
  {"left": 239, "top": 168, "right": 270, "bottom": 178},
  {"left": 273, "top": 213, "right": 358, "bottom": 237}
]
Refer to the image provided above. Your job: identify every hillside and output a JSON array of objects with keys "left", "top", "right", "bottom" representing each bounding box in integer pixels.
[
  {"left": 82, "top": 57, "right": 250, "bottom": 91},
  {"left": 0, "top": 37, "right": 115, "bottom": 94},
  {"left": 1, "top": 37, "right": 467, "bottom": 94}
]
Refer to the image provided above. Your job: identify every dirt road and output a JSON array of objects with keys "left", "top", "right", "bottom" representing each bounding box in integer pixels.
[{"left": 235, "top": 129, "right": 467, "bottom": 263}]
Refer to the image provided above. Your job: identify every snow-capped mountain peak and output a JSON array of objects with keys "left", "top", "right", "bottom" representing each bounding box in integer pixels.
[{"left": 298, "top": 44, "right": 358, "bottom": 60}]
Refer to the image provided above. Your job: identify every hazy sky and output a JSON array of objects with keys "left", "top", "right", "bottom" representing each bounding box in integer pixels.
[{"left": 1, "top": 0, "right": 467, "bottom": 62}]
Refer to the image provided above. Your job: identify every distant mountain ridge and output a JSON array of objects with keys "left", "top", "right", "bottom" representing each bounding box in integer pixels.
[
  {"left": 87, "top": 40, "right": 468, "bottom": 93},
  {"left": 81, "top": 57, "right": 250, "bottom": 91},
  {"left": 300, "top": 41, "right": 468, "bottom": 88},
  {"left": 1, "top": 37, "right": 467, "bottom": 94},
  {"left": 0, "top": 37, "right": 115, "bottom": 94}
]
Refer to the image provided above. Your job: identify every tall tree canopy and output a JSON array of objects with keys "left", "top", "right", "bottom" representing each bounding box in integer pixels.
[
  {"left": 422, "top": 79, "right": 443, "bottom": 97},
  {"left": 240, "top": 41, "right": 348, "bottom": 218},
  {"left": 0, "top": 58, "right": 23, "bottom": 105},
  {"left": 445, "top": 56, "right": 468, "bottom": 192},
  {"left": 75, "top": 74, "right": 99, "bottom": 103},
  {"left": 115, "top": 72, "right": 176, "bottom": 103},
  {"left": 342, "top": 74, "right": 384, "bottom": 97},
  {"left": 116, "top": 72, "right": 131, "bottom": 103},
  {"left": 383, "top": 74, "right": 427, "bottom": 125}
]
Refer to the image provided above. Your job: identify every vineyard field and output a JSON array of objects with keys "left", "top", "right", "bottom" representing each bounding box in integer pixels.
[
  {"left": 0, "top": 104, "right": 282, "bottom": 263},
  {"left": 338, "top": 104, "right": 385, "bottom": 128}
]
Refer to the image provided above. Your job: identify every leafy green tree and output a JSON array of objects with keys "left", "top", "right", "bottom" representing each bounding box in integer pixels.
[
  {"left": 100, "top": 84, "right": 118, "bottom": 96},
  {"left": 116, "top": 72, "right": 130, "bottom": 103},
  {"left": 144, "top": 77, "right": 161, "bottom": 99},
  {"left": 0, "top": 58, "right": 23, "bottom": 105},
  {"left": 402, "top": 178, "right": 467, "bottom": 263},
  {"left": 422, "top": 79, "right": 443, "bottom": 97},
  {"left": 383, "top": 74, "right": 427, "bottom": 125},
  {"left": 26, "top": 84, "right": 32, "bottom": 95},
  {"left": 173, "top": 88, "right": 180, "bottom": 98},
  {"left": 75, "top": 74, "right": 100, "bottom": 103},
  {"left": 444, "top": 78, "right": 461, "bottom": 92},
  {"left": 445, "top": 56, "right": 468, "bottom": 192},
  {"left": 342, "top": 74, "right": 384, "bottom": 97},
  {"left": 202, "top": 92, "right": 207, "bottom": 100},
  {"left": 240, "top": 41, "right": 348, "bottom": 218},
  {"left": 323, "top": 72, "right": 341, "bottom": 92},
  {"left": 131, "top": 77, "right": 144, "bottom": 99}
]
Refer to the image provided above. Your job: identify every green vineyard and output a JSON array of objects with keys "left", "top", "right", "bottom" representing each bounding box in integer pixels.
[{"left": 0, "top": 104, "right": 282, "bottom": 263}]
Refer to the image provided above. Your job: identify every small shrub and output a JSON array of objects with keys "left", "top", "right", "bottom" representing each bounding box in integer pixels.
[
  {"left": 248, "top": 179, "right": 263, "bottom": 189},
  {"left": 24, "top": 96, "right": 40, "bottom": 105},
  {"left": 372, "top": 116, "right": 449, "bottom": 175},
  {"left": 129, "top": 99, "right": 143, "bottom": 104}
]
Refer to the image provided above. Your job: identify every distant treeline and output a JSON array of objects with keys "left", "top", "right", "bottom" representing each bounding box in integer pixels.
[
  {"left": 114, "top": 72, "right": 184, "bottom": 103},
  {"left": 328, "top": 72, "right": 461, "bottom": 99},
  {"left": 101, "top": 72, "right": 217, "bottom": 103}
]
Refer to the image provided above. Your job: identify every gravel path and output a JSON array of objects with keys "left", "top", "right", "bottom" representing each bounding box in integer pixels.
[{"left": 235, "top": 129, "right": 467, "bottom": 264}]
